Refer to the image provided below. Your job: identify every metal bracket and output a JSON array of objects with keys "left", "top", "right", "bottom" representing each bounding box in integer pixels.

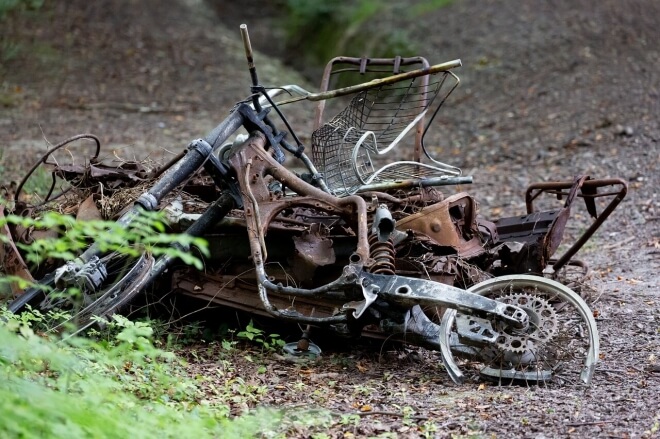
[
  {"left": 187, "top": 138, "right": 243, "bottom": 208},
  {"left": 343, "top": 277, "right": 379, "bottom": 319},
  {"left": 54, "top": 256, "right": 107, "bottom": 292},
  {"left": 188, "top": 138, "right": 231, "bottom": 178},
  {"left": 236, "top": 104, "right": 286, "bottom": 163},
  {"left": 455, "top": 314, "right": 499, "bottom": 345},
  {"left": 358, "top": 271, "right": 529, "bottom": 329}
]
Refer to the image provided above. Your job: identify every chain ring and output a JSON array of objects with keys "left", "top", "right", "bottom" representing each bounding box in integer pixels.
[{"left": 494, "top": 292, "right": 559, "bottom": 353}]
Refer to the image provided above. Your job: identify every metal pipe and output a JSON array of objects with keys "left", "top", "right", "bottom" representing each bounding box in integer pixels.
[
  {"left": 240, "top": 24, "right": 262, "bottom": 112},
  {"left": 356, "top": 175, "right": 473, "bottom": 193}
]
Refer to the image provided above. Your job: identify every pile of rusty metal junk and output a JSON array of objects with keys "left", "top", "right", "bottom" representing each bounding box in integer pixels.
[{"left": 0, "top": 34, "right": 628, "bottom": 386}]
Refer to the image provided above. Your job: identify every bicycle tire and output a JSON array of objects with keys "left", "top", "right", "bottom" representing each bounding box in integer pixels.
[
  {"left": 7, "top": 272, "right": 56, "bottom": 313},
  {"left": 9, "top": 251, "right": 154, "bottom": 333},
  {"left": 439, "top": 274, "right": 599, "bottom": 387}
]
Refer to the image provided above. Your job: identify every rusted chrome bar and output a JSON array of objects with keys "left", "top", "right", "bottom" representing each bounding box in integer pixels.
[
  {"left": 310, "top": 59, "right": 461, "bottom": 101},
  {"left": 274, "top": 59, "right": 462, "bottom": 109},
  {"left": 525, "top": 178, "right": 627, "bottom": 212},
  {"left": 357, "top": 175, "right": 473, "bottom": 192}
]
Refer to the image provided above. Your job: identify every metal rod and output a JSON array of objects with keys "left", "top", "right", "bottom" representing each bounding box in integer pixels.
[
  {"left": 356, "top": 175, "right": 473, "bottom": 193},
  {"left": 240, "top": 24, "right": 262, "bottom": 112},
  {"left": 276, "top": 59, "right": 463, "bottom": 107},
  {"left": 552, "top": 181, "right": 627, "bottom": 271}
]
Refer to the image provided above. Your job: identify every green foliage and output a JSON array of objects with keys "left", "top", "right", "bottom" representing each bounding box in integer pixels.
[
  {"left": 0, "top": 208, "right": 209, "bottom": 269},
  {"left": 17, "top": 165, "right": 53, "bottom": 199},
  {"left": 0, "top": 311, "right": 279, "bottom": 439},
  {"left": 0, "top": 187, "right": 330, "bottom": 438},
  {"left": 237, "top": 320, "right": 285, "bottom": 352},
  {"left": 0, "top": 0, "right": 42, "bottom": 20},
  {"left": 0, "top": 38, "right": 21, "bottom": 63},
  {"left": 0, "top": 201, "right": 213, "bottom": 332},
  {"left": 284, "top": 0, "right": 406, "bottom": 66},
  {"left": 0, "top": 0, "right": 44, "bottom": 63},
  {"left": 409, "top": 0, "right": 455, "bottom": 16},
  {"left": 0, "top": 274, "right": 34, "bottom": 299},
  {"left": 0, "top": 204, "right": 304, "bottom": 436},
  {"left": 283, "top": 0, "right": 455, "bottom": 69}
]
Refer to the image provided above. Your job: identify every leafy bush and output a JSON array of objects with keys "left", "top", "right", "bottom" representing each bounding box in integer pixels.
[
  {"left": 0, "top": 195, "right": 292, "bottom": 437},
  {"left": 0, "top": 200, "right": 300, "bottom": 436},
  {"left": 284, "top": 0, "right": 413, "bottom": 66},
  {"left": 0, "top": 312, "right": 278, "bottom": 439},
  {"left": 283, "top": 0, "right": 455, "bottom": 69},
  {"left": 0, "top": 209, "right": 209, "bottom": 269}
]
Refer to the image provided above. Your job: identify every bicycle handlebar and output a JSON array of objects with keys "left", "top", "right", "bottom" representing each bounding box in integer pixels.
[{"left": 204, "top": 109, "right": 244, "bottom": 151}]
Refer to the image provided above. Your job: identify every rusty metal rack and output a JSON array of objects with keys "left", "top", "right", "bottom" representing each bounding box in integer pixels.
[
  {"left": 524, "top": 177, "right": 628, "bottom": 272},
  {"left": 490, "top": 176, "right": 628, "bottom": 275}
]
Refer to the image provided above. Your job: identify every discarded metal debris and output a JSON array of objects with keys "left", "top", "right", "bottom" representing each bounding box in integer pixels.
[{"left": 1, "top": 26, "right": 628, "bottom": 387}]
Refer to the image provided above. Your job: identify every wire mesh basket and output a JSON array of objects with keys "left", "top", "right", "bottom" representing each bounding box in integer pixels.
[{"left": 311, "top": 59, "right": 462, "bottom": 197}]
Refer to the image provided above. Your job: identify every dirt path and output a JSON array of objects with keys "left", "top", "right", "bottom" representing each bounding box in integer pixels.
[{"left": 1, "top": 0, "right": 658, "bottom": 437}]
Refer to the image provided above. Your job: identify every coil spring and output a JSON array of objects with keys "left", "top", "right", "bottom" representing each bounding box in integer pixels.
[{"left": 368, "top": 234, "right": 395, "bottom": 275}]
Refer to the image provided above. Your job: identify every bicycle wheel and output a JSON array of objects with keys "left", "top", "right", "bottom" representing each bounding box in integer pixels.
[
  {"left": 439, "top": 274, "right": 599, "bottom": 387},
  {"left": 8, "top": 251, "right": 154, "bottom": 333}
]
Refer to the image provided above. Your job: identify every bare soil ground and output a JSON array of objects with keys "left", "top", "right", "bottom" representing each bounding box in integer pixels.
[{"left": 1, "top": 0, "right": 658, "bottom": 437}]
